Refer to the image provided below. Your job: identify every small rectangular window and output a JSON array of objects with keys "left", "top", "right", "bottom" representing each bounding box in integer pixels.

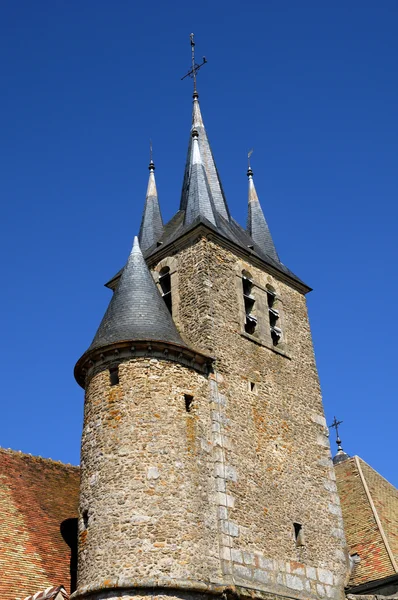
[
  {"left": 294, "top": 522, "right": 305, "bottom": 547},
  {"left": 249, "top": 381, "right": 257, "bottom": 394},
  {"left": 109, "top": 366, "right": 119, "bottom": 386},
  {"left": 184, "top": 394, "right": 194, "bottom": 413}
]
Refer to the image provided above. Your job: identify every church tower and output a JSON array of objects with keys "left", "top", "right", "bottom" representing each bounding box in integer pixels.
[{"left": 74, "top": 39, "right": 349, "bottom": 600}]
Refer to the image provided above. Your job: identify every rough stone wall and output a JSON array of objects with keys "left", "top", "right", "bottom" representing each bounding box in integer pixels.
[
  {"left": 77, "top": 358, "right": 221, "bottom": 595},
  {"left": 148, "top": 236, "right": 349, "bottom": 600}
]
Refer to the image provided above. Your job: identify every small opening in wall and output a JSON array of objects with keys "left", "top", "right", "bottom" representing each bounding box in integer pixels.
[
  {"left": 249, "top": 381, "right": 257, "bottom": 394},
  {"left": 159, "top": 267, "right": 172, "bottom": 314},
  {"left": 184, "top": 394, "right": 194, "bottom": 413},
  {"left": 294, "top": 522, "right": 305, "bottom": 547},
  {"left": 83, "top": 510, "right": 89, "bottom": 530},
  {"left": 109, "top": 366, "right": 119, "bottom": 386}
]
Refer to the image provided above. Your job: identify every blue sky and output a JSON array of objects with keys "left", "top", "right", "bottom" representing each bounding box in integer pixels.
[{"left": 0, "top": 1, "right": 397, "bottom": 486}]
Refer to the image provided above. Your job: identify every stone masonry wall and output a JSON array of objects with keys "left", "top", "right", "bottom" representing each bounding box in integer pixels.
[
  {"left": 77, "top": 358, "right": 221, "bottom": 596},
  {"left": 148, "top": 236, "right": 349, "bottom": 600}
]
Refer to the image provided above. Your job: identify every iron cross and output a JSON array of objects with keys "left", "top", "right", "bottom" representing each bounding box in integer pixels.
[
  {"left": 329, "top": 416, "right": 343, "bottom": 440},
  {"left": 181, "top": 33, "right": 207, "bottom": 93}
]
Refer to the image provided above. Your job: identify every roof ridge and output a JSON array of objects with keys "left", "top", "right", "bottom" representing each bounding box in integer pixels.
[
  {"left": 0, "top": 446, "right": 79, "bottom": 469},
  {"left": 355, "top": 456, "right": 398, "bottom": 496},
  {"left": 354, "top": 455, "right": 398, "bottom": 573}
]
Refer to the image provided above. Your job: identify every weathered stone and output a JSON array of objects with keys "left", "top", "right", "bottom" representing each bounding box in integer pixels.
[
  {"left": 286, "top": 574, "right": 304, "bottom": 590},
  {"left": 77, "top": 237, "right": 348, "bottom": 600}
]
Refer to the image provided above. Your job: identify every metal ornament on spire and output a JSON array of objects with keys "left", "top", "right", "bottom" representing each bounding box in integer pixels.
[
  {"left": 248, "top": 148, "right": 254, "bottom": 170},
  {"left": 181, "top": 33, "right": 207, "bottom": 95},
  {"left": 149, "top": 139, "right": 154, "bottom": 171},
  {"left": 329, "top": 416, "right": 344, "bottom": 451}
]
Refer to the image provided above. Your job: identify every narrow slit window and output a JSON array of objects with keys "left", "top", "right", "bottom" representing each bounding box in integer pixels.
[
  {"left": 267, "top": 286, "right": 282, "bottom": 346},
  {"left": 184, "top": 394, "right": 194, "bottom": 413},
  {"left": 109, "top": 366, "right": 119, "bottom": 386},
  {"left": 83, "top": 510, "right": 89, "bottom": 530},
  {"left": 159, "top": 267, "right": 172, "bottom": 314},
  {"left": 249, "top": 381, "right": 257, "bottom": 394},
  {"left": 242, "top": 271, "right": 257, "bottom": 335},
  {"left": 294, "top": 522, "right": 304, "bottom": 547}
]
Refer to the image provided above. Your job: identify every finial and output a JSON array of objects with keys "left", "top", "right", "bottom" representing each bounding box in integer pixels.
[
  {"left": 181, "top": 33, "right": 207, "bottom": 97},
  {"left": 149, "top": 139, "right": 155, "bottom": 171},
  {"left": 247, "top": 148, "right": 254, "bottom": 177},
  {"left": 329, "top": 416, "right": 344, "bottom": 453}
]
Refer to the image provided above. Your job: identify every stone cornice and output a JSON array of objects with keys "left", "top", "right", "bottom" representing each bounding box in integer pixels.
[
  {"left": 70, "top": 576, "right": 316, "bottom": 600},
  {"left": 74, "top": 339, "right": 213, "bottom": 389}
]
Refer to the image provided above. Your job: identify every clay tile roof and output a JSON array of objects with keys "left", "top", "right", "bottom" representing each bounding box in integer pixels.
[
  {"left": 23, "top": 585, "right": 69, "bottom": 600},
  {"left": 335, "top": 455, "right": 398, "bottom": 588},
  {"left": 0, "top": 448, "right": 80, "bottom": 600}
]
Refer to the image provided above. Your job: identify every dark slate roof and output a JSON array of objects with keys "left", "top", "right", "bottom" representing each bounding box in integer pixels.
[
  {"left": 138, "top": 161, "right": 164, "bottom": 253},
  {"left": 184, "top": 130, "right": 217, "bottom": 226},
  {"left": 143, "top": 210, "right": 307, "bottom": 287},
  {"left": 104, "top": 93, "right": 308, "bottom": 292},
  {"left": 180, "top": 94, "right": 230, "bottom": 221},
  {"left": 105, "top": 211, "right": 307, "bottom": 291},
  {"left": 247, "top": 167, "right": 280, "bottom": 262},
  {"left": 89, "top": 237, "right": 187, "bottom": 352}
]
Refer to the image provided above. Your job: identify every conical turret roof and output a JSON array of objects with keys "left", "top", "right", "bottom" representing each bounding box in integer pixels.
[
  {"left": 88, "top": 237, "right": 187, "bottom": 352},
  {"left": 180, "top": 94, "right": 230, "bottom": 221},
  {"left": 138, "top": 160, "right": 163, "bottom": 252},
  {"left": 246, "top": 167, "right": 279, "bottom": 262}
]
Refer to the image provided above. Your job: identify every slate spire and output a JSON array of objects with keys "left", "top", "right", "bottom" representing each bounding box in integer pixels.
[
  {"left": 138, "top": 158, "right": 164, "bottom": 252},
  {"left": 180, "top": 93, "right": 230, "bottom": 221},
  {"left": 246, "top": 166, "right": 279, "bottom": 262},
  {"left": 88, "top": 237, "right": 187, "bottom": 352},
  {"left": 184, "top": 128, "right": 217, "bottom": 227}
]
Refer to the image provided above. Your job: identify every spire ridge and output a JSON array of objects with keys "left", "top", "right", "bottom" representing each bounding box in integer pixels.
[
  {"left": 184, "top": 129, "right": 217, "bottom": 226},
  {"left": 138, "top": 148, "right": 163, "bottom": 252},
  {"left": 180, "top": 95, "right": 230, "bottom": 221},
  {"left": 246, "top": 160, "right": 279, "bottom": 262}
]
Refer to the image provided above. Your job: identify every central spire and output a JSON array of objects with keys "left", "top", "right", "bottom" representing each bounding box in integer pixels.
[
  {"left": 180, "top": 34, "right": 230, "bottom": 222},
  {"left": 184, "top": 129, "right": 217, "bottom": 226}
]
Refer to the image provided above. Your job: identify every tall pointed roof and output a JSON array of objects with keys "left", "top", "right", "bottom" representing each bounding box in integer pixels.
[
  {"left": 138, "top": 159, "right": 163, "bottom": 252},
  {"left": 180, "top": 93, "right": 230, "bottom": 221},
  {"left": 88, "top": 237, "right": 187, "bottom": 352},
  {"left": 184, "top": 128, "right": 217, "bottom": 226},
  {"left": 246, "top": 166, "right": 279, "bottom": 262}
]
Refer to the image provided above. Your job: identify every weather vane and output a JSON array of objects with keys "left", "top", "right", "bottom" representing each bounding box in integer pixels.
[
  {"left": 248, "top": 148, "right": 254, "bottom": 169},
  {"left": 149, "top": 139, "right": 153, "bottom": 163},
  {"left": 329, "top": 416, "right": 343, "bottom": 450},
  {"left": 181, "top": 33, "right": 207, "bottom": 94}
]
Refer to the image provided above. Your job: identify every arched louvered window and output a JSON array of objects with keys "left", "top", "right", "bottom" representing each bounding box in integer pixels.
[
  {"left": 267, "top": 285, "right": 282, "bottom": 345},
  {"left": 159, "top": 266, "right": 172, "bottom": 314},
  {"left": 242, "top": 270, "right": 257, "bottom": 335}
]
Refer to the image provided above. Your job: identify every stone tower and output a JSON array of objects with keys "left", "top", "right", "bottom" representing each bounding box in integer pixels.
[{"left": 74, "top": 89, "right": 349, "bottom": 600}]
